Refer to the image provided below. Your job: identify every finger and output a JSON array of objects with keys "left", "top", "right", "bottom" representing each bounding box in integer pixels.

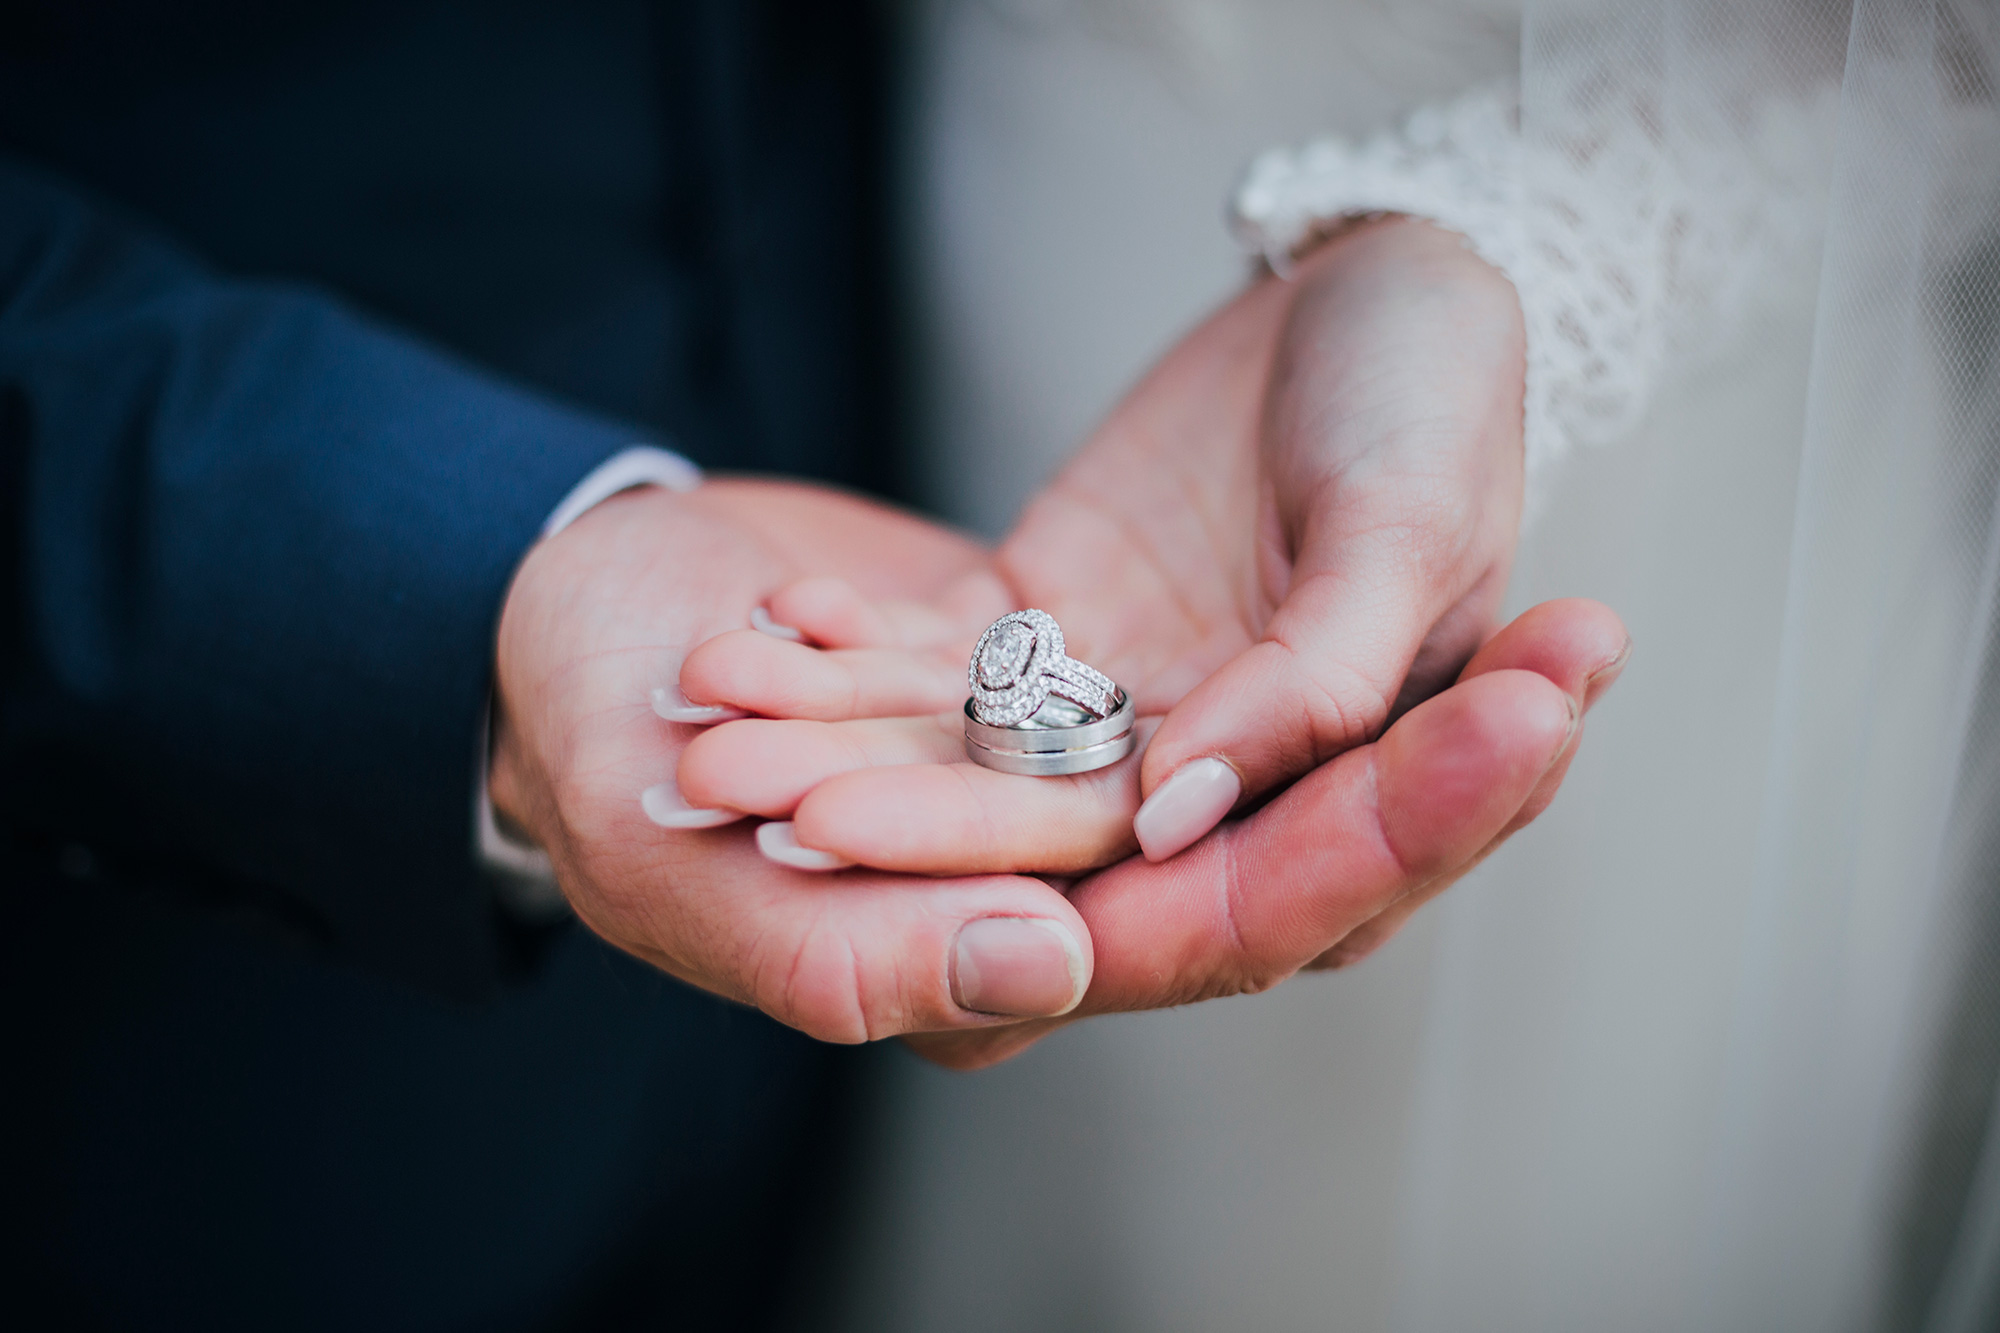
[
  {"left": 908, "top": 598, "right": 1625, "bottom": 1067},
  {"left": 1131, "top": 521, "right": 1516, "bottom": 862},
  {"left": 565, "top": 672, "right": 1094, "bottom": 1042},
  {"left": 785, "top": 722, "right": 1156, "bottom": 875},
  {"left": 765, "top": 575, "right": 992, "bottom": 653},
  {"left": 900, "top": 661, "right": 1578, "bottom": 1070},
  {"left": 677, "top": 713, "right": 965, "bottom": 816},
  {"left": 650, "top": 683, "right": 748, "bottom": 725},
  {"left": 581, "top": 826, "right": 1096, "bottom": 1041},
  {"left": 1305, "top": 721, "right": 1583, "bottom": 972},
  {"left": 750, "top": 605, "right": 807, "bottom": 642},
  {"left": 1074, "top": 666, "right": 1574, "bottom": 1014},
  {"left": 765, "top": 576, "right": 897, "bottom": 648},
  {"left": 1136, "top": 238, "right": 1527, "bottom": 858},
  {"left": 679, "top": 629, "right": 965, "bottom": 721},
  {"left": 1456, "top": 597, "right": 1628, "bottom": 832},
  {"left": 1459, "top": 596, "right": 1630, "bottom": 704},
  {"left": 639, "top": 774, "right": 745, "bottom": 830},
  {"left": 1304, "top": 712, "right": 1584, "bottom": 972},
  {"left": 1305, "top": 600, "right": 1630, "bottom": 969},
  {"left": 1131, "top": 554, "right": 1444, "bottom": 860}
]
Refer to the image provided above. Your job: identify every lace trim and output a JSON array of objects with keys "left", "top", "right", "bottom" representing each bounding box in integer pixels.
[{"left": 1230, "top": 83, "right": 1836, "bottom": 487}]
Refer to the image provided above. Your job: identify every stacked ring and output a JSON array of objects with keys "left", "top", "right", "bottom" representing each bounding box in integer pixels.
[{"left": 963, "top": 610, "right": 1135, "bottom": 776}]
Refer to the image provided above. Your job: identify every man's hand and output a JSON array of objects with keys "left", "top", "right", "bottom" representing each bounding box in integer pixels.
[{"left": 487, "top": 480, "right": 1096, "bottom": 1041}]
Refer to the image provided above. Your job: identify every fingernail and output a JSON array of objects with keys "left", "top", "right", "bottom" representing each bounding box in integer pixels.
[
  {"left": 751, "top": 605, "right": 806, "bottom": 642},
  {"left": 1558, "top": 690, "right": 1582, "bottom": 755},
  {"left": 640, "top": 781, "right": 742, "bottom": 830},
  {"left": 951, "top": 917, "right": 1087, "bottom": 1017},
  {"left": 1133, "top": 757, "right": 1242, "bottom": 862},
  {"left": 755, "top": 821, "right": 852, "bottom": 872},
  {"left": 1583, "top": 635, "right": 1633, "bottom": 709},
  {"left": 651, "top": 684, "right": 746, "bottom": 725}
]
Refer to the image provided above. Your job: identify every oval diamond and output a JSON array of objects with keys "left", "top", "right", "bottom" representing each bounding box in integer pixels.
[{"left": 976, "top": 622, "right": 1035, "bottom": 689}]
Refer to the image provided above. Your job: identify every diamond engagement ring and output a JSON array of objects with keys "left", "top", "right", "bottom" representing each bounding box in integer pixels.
[{"left": 964, "top": 610, "right": 1135, "bottom": 776}]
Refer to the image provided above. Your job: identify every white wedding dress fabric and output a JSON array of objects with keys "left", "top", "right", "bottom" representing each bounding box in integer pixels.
[{"left": 823, "top": 3, "right": 2000, "bottom": 1330}]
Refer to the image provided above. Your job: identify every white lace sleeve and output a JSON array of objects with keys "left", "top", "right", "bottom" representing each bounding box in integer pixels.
[{"left": 1229, "top": 82, "right": 1836, "bottom": 489}]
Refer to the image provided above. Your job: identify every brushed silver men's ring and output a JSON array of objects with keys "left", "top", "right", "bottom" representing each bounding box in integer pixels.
[{"left": 963, "top": 610, "right": 1134, "bottom": 776}]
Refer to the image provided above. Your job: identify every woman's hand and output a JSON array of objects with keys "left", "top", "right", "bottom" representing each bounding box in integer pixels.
[
  {"left": 678, "top": 215, "right": 1542, "bottom": 876},
  {"left": 1014, "top": 215, "right": 1532, "bottom": 860}
]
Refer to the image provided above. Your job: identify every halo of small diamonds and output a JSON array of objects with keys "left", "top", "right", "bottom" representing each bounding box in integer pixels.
[
  {"left": 969, "top": 610, "right": 1063, "bottom": 726},
  {"left": 964, "top": 610, "right": 1132, "bottom": 775}
]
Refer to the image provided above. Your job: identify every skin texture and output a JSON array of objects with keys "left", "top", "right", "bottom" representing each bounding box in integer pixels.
[
  {"left": 490, "top": 218, "right": 1629, "bottom": 1067},
  {"left": 912, "top": 601, "right": 1627, "bottom": 1070},
  {"left": 681, "top": 217, "right": 1539, "bottom": 875},
  {"left": 491, "top": 479, "right": 1080, "bottom": 1044}
]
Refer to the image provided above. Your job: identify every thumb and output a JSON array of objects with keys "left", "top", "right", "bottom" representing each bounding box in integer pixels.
[
  {"left": 1133, "top": 222, "right": 1526, "bottom": 862},
  {"left": 1134, "top": 509, "right": 1498, "bottom": 861},
  {"left": 571, "top": 827, "right": 1096, "bottom": 1042}
]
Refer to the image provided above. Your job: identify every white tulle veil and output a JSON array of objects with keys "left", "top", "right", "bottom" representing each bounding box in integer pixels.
[
  {"left": 1399, "top": 4, "right": 2000, "bottom": 1329},
  {"left": 832, "top": 4, "right": 2000, "bottom": 1329}
]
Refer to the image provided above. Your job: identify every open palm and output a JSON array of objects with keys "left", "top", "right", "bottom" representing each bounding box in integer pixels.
[
  {"left": 660, "top": 219, "right": 1625, "bottom": 1067},
  {"left": 680, "top": 217, "right": 1538, "bottom": 874}
]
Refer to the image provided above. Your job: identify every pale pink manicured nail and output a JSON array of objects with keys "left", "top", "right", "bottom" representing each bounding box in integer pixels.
[
  {"left": 650, "top": 684, "right": 746, "bottom": 725},
  {"left": 755, "top": 821, "right": 852, "bottom": 872},
  {"left": 951, "top": 917, "right": 1088, "bottom": 1017},
  {"left": 639, "top": 782, "right": 741, "bottom": 830},
  {"left": 1133, "top": 757, "right": 1242, "bottom": 862},
  {"left": 750, "top": 605, "right": 805, "bottom": 642}
]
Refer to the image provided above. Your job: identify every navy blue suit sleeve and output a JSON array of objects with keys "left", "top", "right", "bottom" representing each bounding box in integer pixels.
[{"left": 0, "top": 157, "right": 639, "bottom": 997}]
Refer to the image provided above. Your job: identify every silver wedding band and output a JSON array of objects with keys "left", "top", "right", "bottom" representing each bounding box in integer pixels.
[
  {"left": 963, "top": 691, "right": 1135, "bottom": 775},
  {"left": 964, "top": 611, "right": 1135, "bottom": 776}
]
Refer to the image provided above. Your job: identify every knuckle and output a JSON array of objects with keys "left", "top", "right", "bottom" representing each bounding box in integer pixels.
[
  {"left": 676, "top": 632, "right": 742, "bottom": 696},
  {"left": 671, "top": 733, "right": 729, "bottom": 804},
  {"left": 754, "top": 914, "right": 890, "bottom": 1046},
  {"left": 1266, "top": 629, "right": 1391, "bottom": 759},
  {"left": 1189, "top": 833, "right": 1302, "bottom": 1002},
  {"left": 689, "top": 631, "right": 825, "bottom": 715}
]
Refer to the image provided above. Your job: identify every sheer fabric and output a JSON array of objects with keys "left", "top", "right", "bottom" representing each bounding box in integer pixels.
[
  {"left": 1229, "top": 5, "right": 2000, "bottom": 1328},
  {"left": 831, "top": 4, "right": 2000, "bottom": 1329},
  {"left": 1229, "top": 66, "right": 1839, "bottom": 498},
  {"left": 1398, "top": 6, "right": 2000, "bottom": 1330}
]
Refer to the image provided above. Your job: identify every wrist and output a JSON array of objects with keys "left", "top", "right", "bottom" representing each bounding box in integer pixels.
[
  {"left": 485, "top": 690, "right": 546, "bottom": 855},
  {"left": 487, "top": 485, "right": 705, "bottom": 854},
  {"left": 1295, "top": 214, "right": 1519, "bottom": 308}
]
